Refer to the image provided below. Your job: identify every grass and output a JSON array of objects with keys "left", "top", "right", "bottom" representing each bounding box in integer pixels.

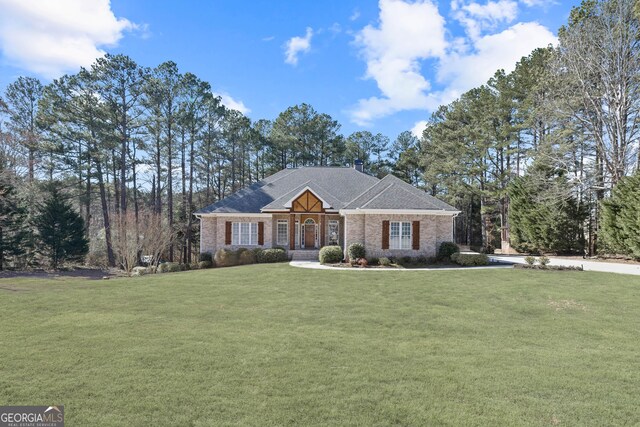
[{"left": 1, "top": 265, "right": 639, "bottom": 426}]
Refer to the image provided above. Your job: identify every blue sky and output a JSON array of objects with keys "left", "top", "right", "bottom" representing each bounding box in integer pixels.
[{"left": 0, "top": 0, "right": 578, "bottom": 139}]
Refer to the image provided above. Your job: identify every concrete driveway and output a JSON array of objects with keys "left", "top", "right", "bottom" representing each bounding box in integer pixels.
[{"left": 490, "top": 255, "right": 640, "bottom": 276}]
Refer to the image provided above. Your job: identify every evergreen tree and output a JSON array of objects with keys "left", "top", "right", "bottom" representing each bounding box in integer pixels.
[
  {"left": 509, "top": 169, "right": 587, "bottom": 254},
  {"left": 33, "top": 184, "right": 89, "bottom": 269},
  {"left": 600, "top": 173, "right": 640, "bottom": 259},
  {"left": 0, "top": 174, "right": 28, "bottom": 270}
]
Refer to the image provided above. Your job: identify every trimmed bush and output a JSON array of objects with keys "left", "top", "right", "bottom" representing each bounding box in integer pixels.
[
  {"left": 238, "top": 249, "right": 257, "bottom": 265},
  {"left": 416, "top": 255, "right": 428, "bottom": 265},
  {"left": 198, "top": 260, "right": 213, "bottom": 269},
  {"left": 524, "top": 256, "right": 536, "bottom": 265},
  {"left": 367, "top": 257, "right": 379, "bottom": 266},
  {"left": 347, "top": 243, "right": 366, "bottom": 261},
  {"left": 214, "top": 249, "right": 239, "bottom": 267},
  {"left": 319, "top": 246, "right": 343, "bottom": 264},
  {"left": 199, "top": 252, "right": 213, "bottom": 262},
  {"left": 257, "top": 248, "right": 288, "bottom": 263},
  {"left": 538, "top": 256, "right": 550, "bottom": 266},
  {"left": 438, "top": 242, "right": 460, "bottom": 260},
  {"left": 131, "top": 266, "right": 147, "bottom": 276},
  {"left": 450, "top": 253, "right": 489, "bottom": 266},
  {"left": 379, "top": 257, "right": 391, "bottom": 266},
  {"left": 400, "top": 256, "right": 413, "bottom": 266}
]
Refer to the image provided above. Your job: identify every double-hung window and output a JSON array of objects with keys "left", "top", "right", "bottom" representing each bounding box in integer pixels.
[
  {"left": 390, "top": 221, "right": 412, "bottom": 249},
  {"left": 276, "top": 220, "right": 289, "bottom": 245},
  {"left": 232, "top": 222, "right": 258, "bottom": 245}
]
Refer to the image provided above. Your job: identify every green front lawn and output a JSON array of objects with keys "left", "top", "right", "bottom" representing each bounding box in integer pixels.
[{"left": 1, "top": 265, "right": 639, "bottom": 426}]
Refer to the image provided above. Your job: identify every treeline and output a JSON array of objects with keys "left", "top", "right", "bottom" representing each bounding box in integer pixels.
[
  {"left": 1, "top": 0, "right": 638, "bottom": 270},
  {"left": 421, "top": 0, "right": 640, "bottom": 256},
  {"left": 0, "top": 55, "right": 415, "bottom": 270}
]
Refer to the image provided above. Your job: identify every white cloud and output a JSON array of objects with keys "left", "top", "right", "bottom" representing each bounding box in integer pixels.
[
  {"left": 438, "top": 22, "right": 556, "bottom": 95},
  {"left": 213, "top": 91, "right": 250, "bottom": 114},
  {"left": 350, "top": 0, "right": 447, "bottom": 125},
  {"left": 0, "top": 0, "right": 137, "bottom": 78},
  {"left": 411, "top": 120, "right": 429, "bottom": 138},
  {"left": 452, "top": 0, "right": 519, "bottom": 40},
  {"left": 284, "top": 27, "right": 313, "bottom": 66},
  {"left": 349, "top": 0, "right": 558, "bottom": 126},
  {"left": 350, "top": 9, "right": 361, "bottom": 21},
  {"left": 520, "top": 0, "right": 555, "bottom": 6}
]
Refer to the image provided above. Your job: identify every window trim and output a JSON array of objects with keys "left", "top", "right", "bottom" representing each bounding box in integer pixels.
[
  {"left": 276, "top": 220, "right": 289, "bottom": 246},
  {"left": 231, "top": 222, "right": 259, "bottom": 246},
  {"left": 389, "top": 221, "right": 412, "bottom": 250}
]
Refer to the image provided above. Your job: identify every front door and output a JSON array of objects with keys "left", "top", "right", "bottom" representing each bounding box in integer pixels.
[{"left": 304, "top": 224, "right": 316, "bottom": 248}]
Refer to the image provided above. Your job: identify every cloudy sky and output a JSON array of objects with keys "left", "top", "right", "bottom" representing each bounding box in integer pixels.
[{"left": 0, "top": 0, "right": 576, "bottom": 138}]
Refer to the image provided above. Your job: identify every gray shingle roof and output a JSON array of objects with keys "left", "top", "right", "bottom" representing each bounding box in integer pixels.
[
  {"left": 344, "top": 174, "right": 458, "bottom": 211},
  {"left": 195, "top": 167, "right": 458, "bottom": 214}
]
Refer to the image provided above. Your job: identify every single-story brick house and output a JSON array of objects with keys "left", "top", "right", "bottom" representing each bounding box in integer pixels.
[{"left": 195, "top": 164, "right": 460, "bottom": 260}]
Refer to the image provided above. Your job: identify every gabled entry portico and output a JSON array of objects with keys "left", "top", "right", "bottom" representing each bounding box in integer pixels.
[{"left": 285, "top": 187, "right": 332, "bottom": 250}]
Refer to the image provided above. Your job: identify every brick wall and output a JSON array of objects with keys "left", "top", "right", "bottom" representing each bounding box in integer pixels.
[
  {"left": 199, "top": 215, "right": 272, "bottom": 254},
  {"left": 344, "top": 214, "right": 454, "bottom": 259}
]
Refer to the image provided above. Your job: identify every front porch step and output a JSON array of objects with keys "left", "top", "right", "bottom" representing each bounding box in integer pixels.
[{"left": 290, "top": 250, "right": 320, "bottom": 261}]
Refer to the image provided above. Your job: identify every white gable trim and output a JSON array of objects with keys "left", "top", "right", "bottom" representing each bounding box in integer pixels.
[{"left": 283, "top": 186, "right": 332, "bottom": 209}]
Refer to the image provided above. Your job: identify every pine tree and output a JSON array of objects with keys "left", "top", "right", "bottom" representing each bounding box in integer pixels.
[
  {"left": 33, "top": 184, "right": 89, "bottom": 269},
  {"left": 0, "top": 175, "right": 28, "bottom": 270}
]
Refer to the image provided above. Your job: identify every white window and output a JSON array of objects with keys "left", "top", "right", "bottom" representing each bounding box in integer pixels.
[
  {"left": 232, "top": 222, "right": 258, "bottom": 245},
  {"left": 328, "top": 220, "right": 339, "bottom": 245},
  {"left": 390, "top": 221, "right": 412, "bottom": 249},
  {"left": 277, "top": 220, "right": 288, "bottom": 245}
]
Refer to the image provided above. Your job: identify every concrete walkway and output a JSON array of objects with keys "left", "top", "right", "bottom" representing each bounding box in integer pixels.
[
  {"left": 289, "top": 260, "right": 511, "bottom": 271},
  {"left": 490, "top": 255, "right": 640, "bottom": 276}
]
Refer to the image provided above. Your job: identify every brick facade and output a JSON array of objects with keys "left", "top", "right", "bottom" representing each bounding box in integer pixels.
[
  {"left": 199, "top": 215, "right": 272, "bottom": 255},
  {"left": 344, "top": 214, "right": 453, "bottom": 259},
  {"left": 200, "top": 213, "right": 453, "bottom": 258}
]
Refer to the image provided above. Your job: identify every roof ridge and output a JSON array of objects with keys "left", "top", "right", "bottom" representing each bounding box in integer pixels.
[
  {"left": 359, "top": 183, "right": 396, "bottom": 209},
  {"left": 344, "top": 175, "right": 384, "bottom": 206}
]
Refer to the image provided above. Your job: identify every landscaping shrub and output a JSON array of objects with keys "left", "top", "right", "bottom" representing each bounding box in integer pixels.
[
  {"left": 199, "top": 252, "right": 212, "bottom": 262},
  {"left": 438, "top": 242, "right": 460, "bottom": 260},
  {"left": 252, "top": 248, "right": 264, "bottom": 259},
  {"left": 367, "top": 257, "right": 379, "bottom": 266},
  {"left": 524, "top": 256, "right": 536, "bottom": 265},
  {"left": 451, "top": 253, "right": 489, "bottom": 266},
  {"left": 347, "top": 243, "right": 366, "bottom": 261},
  {"left": 257, "top": 248, "right": 288, "bottom": 263},
  {"left": 416, "top": 255, "right": 428, "bottom": 265},
  {"left": 198, "top": 260, "right": 213, "bottom": 269},
  {"left": 131, "top": 266, "right": 147, "bottom": 276},
  {"left": 379, "top": 257, "right": 391, "bottom": 266},
  {"left": 238, "top": 249, "right": 257, "bottom": 265},
  {"left": 319, "top": 246, "right": 343, "bottom": 264},
  {"left": 158, "top": 262, "right": 184, "bottom": 273},
  {"left": 538, "top": 256, "right": 550, "bottom": 267},
  {"left": 214, "top": 248, "right": 239, "bottom": 267},
  {"left": 189, "top": 263, "right": 200, "bottom": 270},
  {"left": 357, "top": 258, "right": 368, "bottom": 267},
  {"left": 400, "top": 256, "right": 413, "bottom": 266}
]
